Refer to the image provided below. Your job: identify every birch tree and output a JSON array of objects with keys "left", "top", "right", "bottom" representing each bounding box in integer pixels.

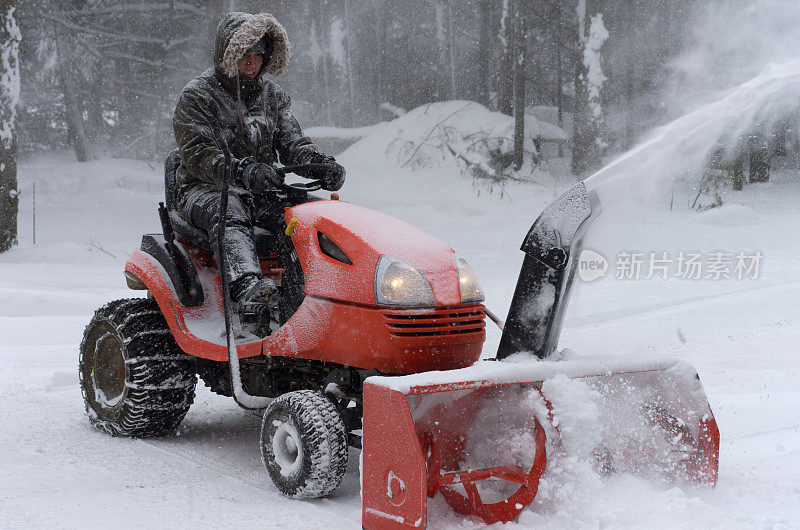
[{"left": 0, "top": 0, "right": 19, "bottom": 252}]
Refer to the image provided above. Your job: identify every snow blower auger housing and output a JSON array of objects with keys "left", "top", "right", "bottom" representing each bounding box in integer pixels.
[{"left": 360, "top": 182, "right": 719, "bottom": 528}]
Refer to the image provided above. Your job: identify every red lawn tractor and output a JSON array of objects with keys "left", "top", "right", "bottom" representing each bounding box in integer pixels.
[{"left": 79, "top": 127, "right": 719, "bottom": 527}]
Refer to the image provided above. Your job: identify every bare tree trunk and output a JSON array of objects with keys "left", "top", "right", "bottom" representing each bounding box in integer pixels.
[
  {"left": 87, "top": 59, "right": 104, "bottom": 146},
  {"left": 309, "top": 19, "right": 325, "bottom": 123},
  {"left": 316, "top": 2, "right": 333, "bottom": 125},
  {"left": 435, "top": 0, "right": 447, "bottom": 99},
  {"left": 623, "top": 0, "right": 636, "bottom": 149},
  {"left": 343, "top": 0, "right": 356, "bottom": 126},
  {"left": 446, "top": 0, "right": 457, "bottom": 99},
  {"left": 556, "top": 1, "right": 564, "bottom": 158},
  {"left": 61, "top": 70, "right": 90, "bottom": 162},
  {"left": 0, "top": 0, "right": 19, "bottom": 252},
  {"left": 323, "top": 55, "right": 332, "bottom": 125},
  {"left": 56, "top": 37, "right": 90, "bottom": 162},
  {"left": 373, "top": 0, "right": 388, "bottom": 119},
  {"left": 497, "top": 0, "right": 514, "bottom": 116},
  {"left": 512, "top": 0, "right": 527, "bottom": 170},
  {"left": 572, "top": 54, "right": 591, "bottom": 173},
  {"left": 476, "top": 0, "right": 493, "bottom": 107},
  {"left": 108, "top": 1, "right": 141, "bottom": 150}
]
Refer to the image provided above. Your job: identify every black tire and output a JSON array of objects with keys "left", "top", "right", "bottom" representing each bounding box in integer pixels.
[
  {"left": 260, "top": 390, "right": 348, "bottom": 499},
  {"left": 79, "top": 298, "right": 197, "bottom": 437}
]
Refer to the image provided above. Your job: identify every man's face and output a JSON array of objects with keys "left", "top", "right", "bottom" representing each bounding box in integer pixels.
[{"left": 238, "top": 52, "right": 263, "bottom": 78}]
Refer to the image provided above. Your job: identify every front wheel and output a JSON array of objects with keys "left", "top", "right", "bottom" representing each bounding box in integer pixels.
[{"left": 260, "top": 390, "right": 348, "bottom": 498}]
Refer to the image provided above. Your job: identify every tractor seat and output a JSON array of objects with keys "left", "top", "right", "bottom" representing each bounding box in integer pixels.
[{"left": 164, "top": 149, "right": 277, "bottom": 254}]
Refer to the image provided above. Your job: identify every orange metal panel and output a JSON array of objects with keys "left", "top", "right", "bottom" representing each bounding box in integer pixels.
[{"left": 362, "top": 384, "right": 427, "bottom": 529}]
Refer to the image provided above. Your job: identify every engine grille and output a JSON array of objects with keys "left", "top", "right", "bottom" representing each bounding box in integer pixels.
[{"left": 383, "top": 306, "right": 486, "bottom": 338}]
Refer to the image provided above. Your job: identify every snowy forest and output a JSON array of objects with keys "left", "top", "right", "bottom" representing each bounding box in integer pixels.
[
  {"left": 13, "top": 1, "right": 762, "bottom": 168},
  {"left": 11, "top": 1, "right": 799, "bottom": 193},
  {"left": 2, "top": 0, "right": 800, "bottom": 528}
]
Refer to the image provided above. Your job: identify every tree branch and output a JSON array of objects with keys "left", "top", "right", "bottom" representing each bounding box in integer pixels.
[
  {"left": 39, "top": 13, "right": 166, "bottom": 46},
  {"left": 58, "top": 2, "right": 201, "bottom": 18},
  {"left": 103, "top": 51, "right": 163, "bottom": 69},
  {"left": 401, "top": 103, "right": 471, "bottom": 167},
  {"left": 88, "top": 239, "right": 116, "bottom": 258}
]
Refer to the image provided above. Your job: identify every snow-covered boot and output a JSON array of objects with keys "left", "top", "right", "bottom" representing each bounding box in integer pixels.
[
  {"left": 233, "top": 274, "right": 277, "bottom": 304},
  {"left": 231, "top": 274, "right": 280, "bottom": 335}
]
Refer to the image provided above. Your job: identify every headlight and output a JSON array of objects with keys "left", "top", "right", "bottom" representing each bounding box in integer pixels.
[
  {"left": 456, "top": 257, "right": 485, "bottom": 303},
  {"left": 375, "top": 256, "right": 435, "bottom": 307}
]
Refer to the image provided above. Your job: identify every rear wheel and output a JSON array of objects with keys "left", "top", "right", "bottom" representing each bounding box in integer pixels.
[
  {"left": 260, "top": 390, "right": 348, "bottom": 498},
  {"left": 79, "top": 298, "right": 196, "bottom": 437}
]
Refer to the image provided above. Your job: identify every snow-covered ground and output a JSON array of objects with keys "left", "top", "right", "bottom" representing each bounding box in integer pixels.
[{"left": 2, "top": 94, "right": 799, "bottom": 527}]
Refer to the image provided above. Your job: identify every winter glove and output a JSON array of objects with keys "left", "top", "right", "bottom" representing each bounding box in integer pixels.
[
  {"left": 237, "top": 160, "right": 283, "bottom": 194},
  {"left": 305, "top": 153, "right": 346, "bottom": 191}
]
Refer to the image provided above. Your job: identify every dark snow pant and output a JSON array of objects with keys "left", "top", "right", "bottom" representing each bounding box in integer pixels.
[
  {"left": 188, "top": 188, "right": 320, "bottom": 286},
  {"left": 190, "top": 190, "right": 264, "bottom": 285}
]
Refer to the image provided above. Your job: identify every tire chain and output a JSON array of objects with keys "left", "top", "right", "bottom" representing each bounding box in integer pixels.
[{"left": 79, "top": 298, "right": 197, "bottom": 437}]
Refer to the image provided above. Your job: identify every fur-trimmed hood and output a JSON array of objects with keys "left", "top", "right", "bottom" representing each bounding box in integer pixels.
[{"left": 213, "top": 12, "right": 291, "bottom": 79}]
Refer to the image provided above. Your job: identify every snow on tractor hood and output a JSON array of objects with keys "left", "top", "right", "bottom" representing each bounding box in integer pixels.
[{"left": 285, "top": 200, "right": 463, "bottom": 307}]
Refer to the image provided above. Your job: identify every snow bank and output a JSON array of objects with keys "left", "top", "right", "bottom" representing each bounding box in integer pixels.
[
  {"left": 20, "top": 154, "right": 163, "bottom": 196},
  {"left": 305, "top": 123, "right": 387, "bottom": 156},
  {"left": 305, "top": 123, "right": 385, "bottom": 141},
  {"left": 340, "top": 100, "right": 567, "bottom": 173}
]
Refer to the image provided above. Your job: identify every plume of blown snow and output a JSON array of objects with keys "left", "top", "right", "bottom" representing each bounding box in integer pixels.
[{"left": 586, "top": 60, "right": 800, "bottom": 208}]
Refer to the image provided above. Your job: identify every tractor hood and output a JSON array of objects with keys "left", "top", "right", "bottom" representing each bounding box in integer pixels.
[{"left": 285, "top": 200, "right": 464, "bottom": 307}]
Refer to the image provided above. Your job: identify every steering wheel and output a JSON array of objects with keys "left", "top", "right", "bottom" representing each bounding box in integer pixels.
[
  {"left": 283, "top": 180, "right": 323, "bottom": 192},
  {"left": 275, "top": 163, "right": 336, "bottom": 193}
]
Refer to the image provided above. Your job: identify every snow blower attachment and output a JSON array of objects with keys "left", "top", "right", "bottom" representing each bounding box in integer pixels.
[{"left": 361, "top": 183, "right": 719, "bottom": 528}]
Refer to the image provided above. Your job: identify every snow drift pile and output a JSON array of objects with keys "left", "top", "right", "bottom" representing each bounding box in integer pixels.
[{"left": 342, "top": 100, "right": 566, "bottom": 176}]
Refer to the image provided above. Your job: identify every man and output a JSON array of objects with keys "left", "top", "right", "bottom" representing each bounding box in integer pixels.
[{"left": 173, "top": 12, "right": 345, "bottom": 311}]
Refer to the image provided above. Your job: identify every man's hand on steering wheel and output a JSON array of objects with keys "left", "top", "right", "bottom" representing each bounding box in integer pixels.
[
  {"left": 237, "top": 158, "right": 283, "bottom": 193},
  {"left": 304, "top": 153, "right": 346, "bottom": 191}
]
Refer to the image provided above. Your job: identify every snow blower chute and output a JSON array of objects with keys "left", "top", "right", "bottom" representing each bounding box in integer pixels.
[{"left": 361, "top": 183, "right": 719, "bottom": 528}]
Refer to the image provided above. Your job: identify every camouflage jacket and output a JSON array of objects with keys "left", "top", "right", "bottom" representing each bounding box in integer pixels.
[{"left": 172, "top": 12, "right": 317, "bottom": 217}]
